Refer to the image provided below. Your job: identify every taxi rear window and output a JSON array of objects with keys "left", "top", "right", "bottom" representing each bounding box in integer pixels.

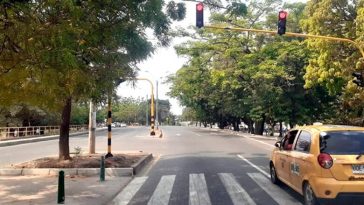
[{"left": 320, "top": 131, "right": 364, "bottom": 154}]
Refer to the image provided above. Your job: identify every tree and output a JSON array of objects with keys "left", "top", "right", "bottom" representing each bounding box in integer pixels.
[
  {"left": 169, "top": 1, "right": 339, "bottom": 134},
  {"left": 0, "top": 104, "right": 59, "bottom": 127},
  {"left": 301, "top": 0, "right": 364, "bottom": 124},
  {"left": 0, "top": 0, "right": 186, "bottom": 160}
]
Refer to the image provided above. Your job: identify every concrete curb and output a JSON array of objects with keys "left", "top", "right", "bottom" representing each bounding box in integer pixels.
[
  {"left": 0, "top": 168, "right": 133, "bottom": 177},
  {"left": 0, "top": 128, "right": 107, "bottom": 147},
  {"left": 0, "top": 153, "right": 153, "bottom": 177},
  {"left": 131, "top": 154, "right": 153, "bottom": 175},
  {"left": 109, "top": 154, "right": 154, "bottom": 205}
]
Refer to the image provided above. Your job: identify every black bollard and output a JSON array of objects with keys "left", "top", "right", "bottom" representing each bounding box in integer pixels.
[
  {"left": 100, "top": 156, "right": 105, "bottom": 181},
  {"left": 57, "top": 170, "right": 65, "bottom": 204}
]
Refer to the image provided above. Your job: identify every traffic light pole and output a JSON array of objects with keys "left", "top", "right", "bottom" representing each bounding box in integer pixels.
[
  {"left": 136, "top": 77, "right": 156, "bottom": 136},
  {"left": 203, "top": 25, "right": 364, "bottom": 58}
]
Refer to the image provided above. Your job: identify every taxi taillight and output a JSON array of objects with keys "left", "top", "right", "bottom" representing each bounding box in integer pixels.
[{"left": 318, "top": 153, "right": 333, "bottom": 169}]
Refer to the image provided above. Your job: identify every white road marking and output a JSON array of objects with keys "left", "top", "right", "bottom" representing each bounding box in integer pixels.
[
  {"left": 113, "top": 176, "right": 148, "bottom": 205},
  {"left": 189, "top": 173, "right": 212, "bottom": 205},
  {"left": 195, "top": 133, "right": 201, "bottom": 136},
  {"left": 248, "top": 173, "right": 302, "bottom": 205},
  {"left": 176, "top": 133, "right": 181, "bottom": 136},
  {"left": 147, "top": 175, "right": 176, "bottom": 205},
  {"left": 237, "top": 155, "right": 270, "bottom": 178},
  {"left": 239, "top": 134, "right": 275, "bottom": 148},
  {"left": 218, "top": 173, "right": 256, "bottom": 205}
]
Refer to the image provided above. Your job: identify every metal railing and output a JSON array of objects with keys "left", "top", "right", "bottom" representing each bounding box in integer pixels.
[{"left": 0, "top": 125, "right": 88, "bottom": 141}]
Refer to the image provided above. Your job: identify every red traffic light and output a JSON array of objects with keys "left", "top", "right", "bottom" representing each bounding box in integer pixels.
[
  {"left": 196, "top": 3, "right": 203, "bottom": 11},
  {"left": 278, "top": 11, "right": 287, "bottom": 35},
  {"left": 196, "top": 3, "right": 204, "bottom": 28},
  {"left": 279, "top": 11, "right": 287, "bottom": 19}
]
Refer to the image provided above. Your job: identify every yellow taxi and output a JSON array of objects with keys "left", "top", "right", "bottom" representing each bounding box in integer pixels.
[{"left": 270, "top": 124, "right": 364, "bottom": 205}]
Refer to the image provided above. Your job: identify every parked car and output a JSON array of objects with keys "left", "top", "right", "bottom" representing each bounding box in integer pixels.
[
  {"left": 120, "top": 123, "right": 127, "bottom": 127},
  {"left": 270, "top": 124, "right": 364, "bottom": 205}
]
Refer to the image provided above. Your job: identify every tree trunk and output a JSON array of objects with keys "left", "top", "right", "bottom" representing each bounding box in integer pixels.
[
  {"left": 279, "top": 121, "right": 283, "bottom": 138},
  {"left": 233, "top": 120, "right": 240, "bottom": 131},
  {"left": 248, "top": 121, "right": 253, "bottom": 133},
  {"left": 59, "top": 97, "right": 72, "bottom": 160},
  {"left": 270, "top": 122, "right": 276, "bottom": 136},
  {"left": 88, "top": 101, "right": 96, "bottom": 154},
  {"left": 218, "top": 121, "right": 224, "bottom": 129},
  {"left": 254, "top": 120, "right": 262, "bottom": 135},
  {"left": 254, "top": 117, "right": 265, "bottom": 135}
]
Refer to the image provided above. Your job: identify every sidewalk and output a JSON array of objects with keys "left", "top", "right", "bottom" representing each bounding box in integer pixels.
[
  {"left": 194, "top": 126, "right": 280, "bottom": 140},
  {"left": 0, "top": 175, "right": 131, "bottom": 205}
]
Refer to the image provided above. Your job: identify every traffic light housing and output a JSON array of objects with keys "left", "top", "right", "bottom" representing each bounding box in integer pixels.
[
  {"left": 352, "top": 72, "right": 364, "bottom": 87},
  {"left": 278, "top": 11, "right": 287, "bottom": 35},
  {"left": 196, "top": 3, "right": 204, "bottom": 28}
]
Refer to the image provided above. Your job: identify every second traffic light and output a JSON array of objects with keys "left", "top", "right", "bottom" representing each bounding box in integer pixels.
[
  {"left": 278, "top": 11, "right": 287, "bottom": 35},
  {"left": 196, "top": 3, "right": 204, "bottom": 28}
]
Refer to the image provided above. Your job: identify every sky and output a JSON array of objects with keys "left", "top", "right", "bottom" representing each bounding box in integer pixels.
[{"left": 117, "top": 0, "right": 307, "bottom": 116}]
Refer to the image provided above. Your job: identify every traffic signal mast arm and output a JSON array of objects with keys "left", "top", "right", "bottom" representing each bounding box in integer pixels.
[
  {"left": 203, "top": 25, "right": 364, "bottom": 58},
  {"left": 135, "top": 77, "right": 155, "bottom": 120}
]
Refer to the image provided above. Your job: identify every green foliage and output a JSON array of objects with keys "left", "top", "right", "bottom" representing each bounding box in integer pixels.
[
  {"left": 0, "top": 104, "right": 59, "bottom": 126},
  {"left": 98, "top": 97, "right": 173, "bottom": 125},
  {"left": 0, "top": 0, "right": 186, "bottom": 158},
  {"left": 169, "top": 1, "right": 340, "bottom": 132},
  {"left": 0, "top": 0, "right": 186, "bottom": 109},
  {"left": 70, "top": 103, "right": 88, "bottom": 125},
  {"left": 301, "top": 0, "right": 364, "bottom": 124}
]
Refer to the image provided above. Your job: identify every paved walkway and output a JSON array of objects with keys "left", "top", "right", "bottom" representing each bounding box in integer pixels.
[{"left": 0, "top": 175, "right": 131, "bottom": 205}]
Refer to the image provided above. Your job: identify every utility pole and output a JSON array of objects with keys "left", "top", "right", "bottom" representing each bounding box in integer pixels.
[
  {"left": 156, "top": 80, "right": 159, "bottom": 129},
  {"left": 88, "top": 101, "right": 96, "bottom": 154}
]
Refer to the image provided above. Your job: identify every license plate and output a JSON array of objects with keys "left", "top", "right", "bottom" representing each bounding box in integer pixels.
[{"left": 352, "top": 165, "right": 364, "bottom": 174}]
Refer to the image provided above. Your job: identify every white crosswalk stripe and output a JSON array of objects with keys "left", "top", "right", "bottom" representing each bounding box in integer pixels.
[
  {"left": 147, "top": 175, "right": 176, "bottom": 205},
  {"left": 247, "top": 173, "right": 302, "bottom": 205},
  {"left": 112, "top": 172, "right": 303, "bottom": 205},
  {"left": 218, "top": 173, "right": 257, "bottom": 205},
  {"left": 189, "top": 173, "right": 212, "bottom": 205},
  {"left": 112, "top": 176, "right": 148, "bottom": 205}
]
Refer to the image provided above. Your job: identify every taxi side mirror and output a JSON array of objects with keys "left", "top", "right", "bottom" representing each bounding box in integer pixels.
[{"left": 275, "top": 142, "right": 281, "bottom": 148}]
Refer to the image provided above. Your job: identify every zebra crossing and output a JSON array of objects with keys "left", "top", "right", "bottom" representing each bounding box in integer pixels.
[{"left": 112, "top": 172, "right": 302, "bottom": 205}]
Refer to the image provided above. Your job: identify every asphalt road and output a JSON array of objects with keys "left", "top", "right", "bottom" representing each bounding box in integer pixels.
[
  {"left": 114, "top": 126, "right": 304, "bottom": 205},
  {"left": 0, "top": 126, "right": 304, "bottom": 204},
  {"left": 0, "top": 127, "right": 149, "bottom": 166}
]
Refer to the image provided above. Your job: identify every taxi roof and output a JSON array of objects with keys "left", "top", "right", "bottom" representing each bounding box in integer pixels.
[{"left": 295, "top": 124, "right": 364, "bottom": 132}]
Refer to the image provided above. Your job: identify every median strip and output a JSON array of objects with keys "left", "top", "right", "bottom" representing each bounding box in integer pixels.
[{"left": 0, "top": 153, "right": 153, "bottom": 177}]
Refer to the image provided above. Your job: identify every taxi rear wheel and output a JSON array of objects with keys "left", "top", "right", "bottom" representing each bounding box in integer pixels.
[
  {"left": 303, "top": 182, "right": 320, "bottom": 205},
  {"left": 270, "top": 163, "right": 280, "bottom": 185}
]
